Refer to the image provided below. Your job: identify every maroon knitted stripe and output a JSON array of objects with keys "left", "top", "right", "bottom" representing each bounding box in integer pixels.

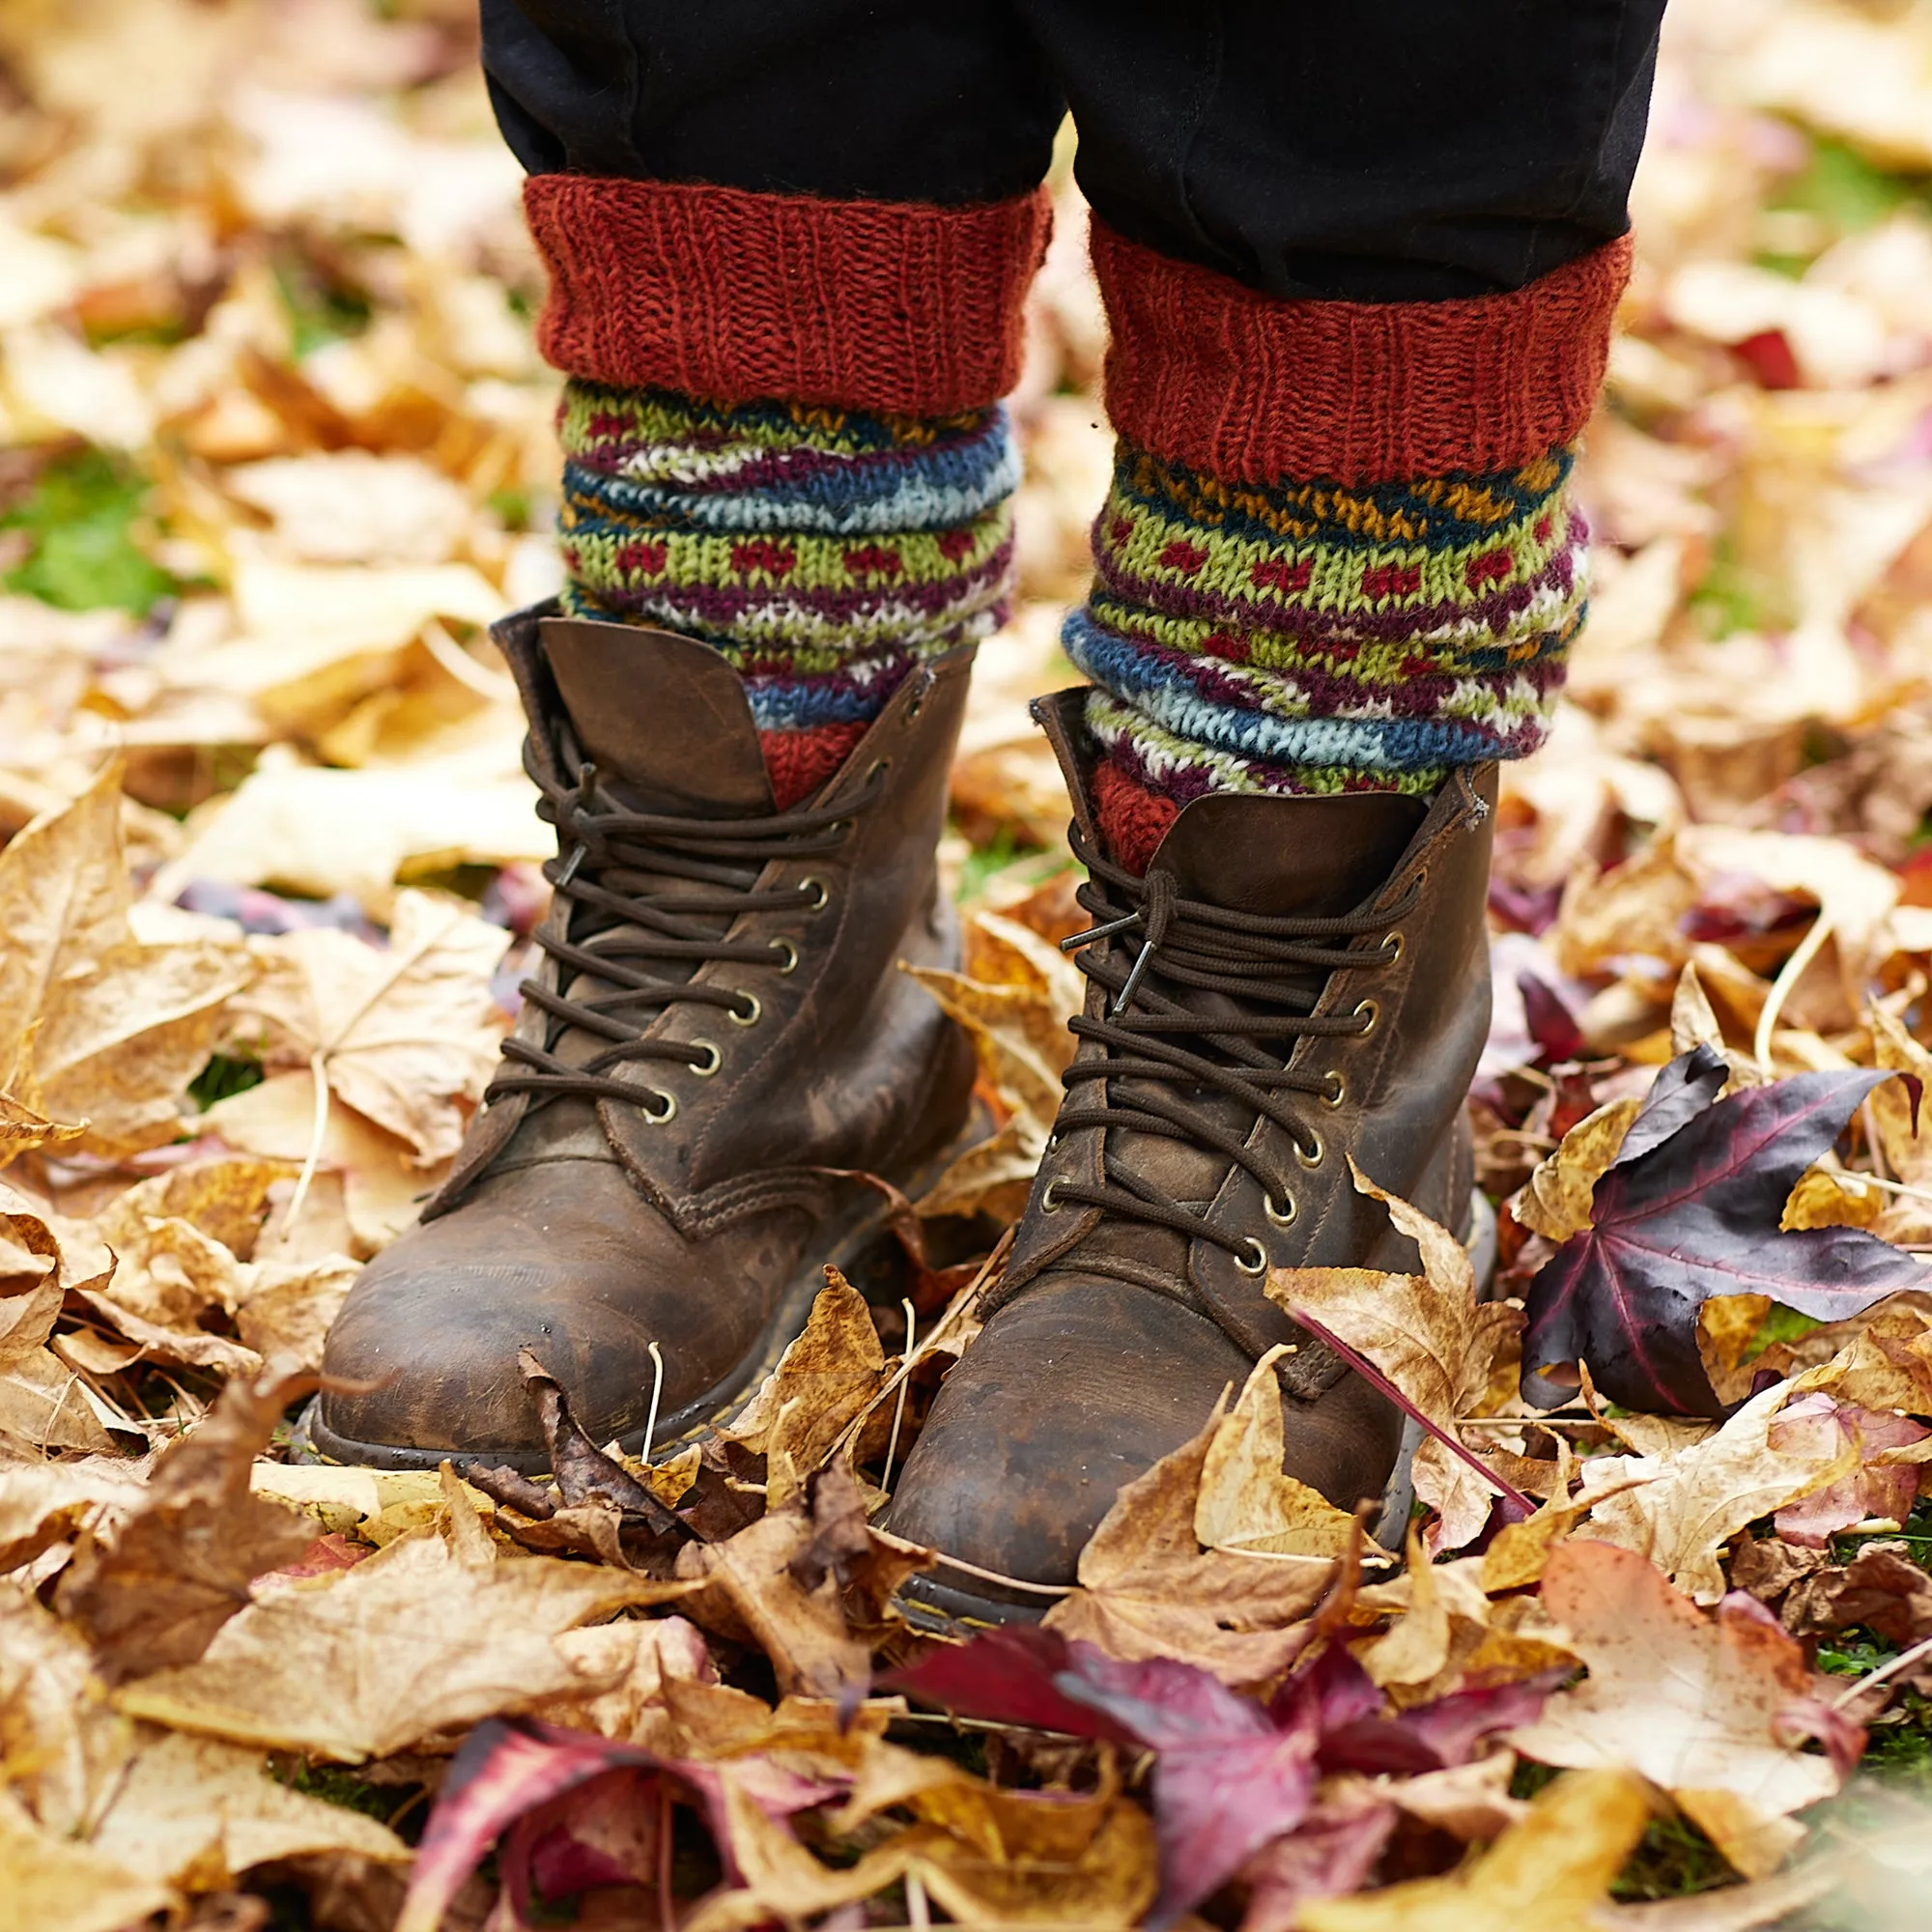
[
  {"left": 526, "top": 175, "right": 1052, "bottom": 415},
  {"left": 1093, "top": 222, "right": 1630, "bottom": 489}
]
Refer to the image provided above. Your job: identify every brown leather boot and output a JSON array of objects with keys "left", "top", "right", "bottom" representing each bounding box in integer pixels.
[
  {"left": 886, "top": 693, "right": 1495, "bottom": 1621},
  {"left": 312, "top": 608, "right": 978, "bottom": 1468}
]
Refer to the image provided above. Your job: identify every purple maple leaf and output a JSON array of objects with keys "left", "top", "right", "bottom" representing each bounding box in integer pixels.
[
  {"left": 887, "top": 1630, "right": 1557, "bottom": 1926},
  {"left": 1524, "top": 1048, "right": 1925, "bottom": 1415}
]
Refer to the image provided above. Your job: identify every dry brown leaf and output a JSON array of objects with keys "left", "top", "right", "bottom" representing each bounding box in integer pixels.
[
  {"left": 204, "top": 1069, "right": 433, "bottom": 1255},
  {"left": 680, "top": 1774, "right": 932, "bottom": 1932},
  {"left": 723, "top": 1271, "right": 887, "bottom": 1503},
  {"left": 115, "top": 1473, "right": 685, "bottom": 1761},
  {"left": 1509, "top": 1541, "right": 1846, "bottom": 1877},
  {"left": 908, "top": 1781, "right": 1159, "bottom": 1930},
  {"left": 56, "top": 1361, "right": 318, "bottom": 1682},
  {"left": 527, "top": 1614, "right": 716, "bottom": 1747},
  {"left": 1577, "top": 1378, "right": 1861, "bottom": 1603},
  {"left": 1195, "top": 1346, "right": 1372, "bottom": 1560},
  {"left": 1353, "top": 1539, "right": 1578, "bottom": 1700},
  {"left": 1269, "top": 1166, "right": 1527, "bottom": 1553},
  {"left": 1296, "top": 1769, "right": 1650, "bottom": 1932},
  {"left": 232, "top": 888, "right": 509, "bottom": 1166},
  {"left": 0, "top": 1583, "right": 134, "bottom": 1837},
  {"left": 0, "top": 760, "right": 252, "bottom": 1157},
  {"left": 905, "top": 909, "right": 1080, "bottom": 1220},
  {"left": 0, "top": 1205, "right": 117, "bottom": 1454},
  {"left": 1513, "top": 1096, "right": 1642, "bottom": 1243},
  {"left": 1789, "top": 1308, "right": 1932, "bottom": 1415},
  {"left": 1041, "top": 1406, "right": 1333, "bottom": 1689},
  {"left": 0, "top": 1788, "right": 171, "bottom": 1932},
  {"left": 0, "top": 1455, "right": 149, "bottom": 1575},
  {"left": 673, "top": 1483, "right": 877, "bottom": 1703},
  {"left": 89, "top": 1726, "right": 409, "bottom": 1891}
]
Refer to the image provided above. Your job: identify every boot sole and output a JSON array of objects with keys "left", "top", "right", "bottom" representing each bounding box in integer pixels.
[
  {"left": 892, "top": 1186, "right": 1500, "bottom": 1637},
  {"left": 293, "top": 1107, "right": 990, "bottom": 1475}
]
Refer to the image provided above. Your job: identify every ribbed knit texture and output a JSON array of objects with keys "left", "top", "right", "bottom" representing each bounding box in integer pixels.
[
  {"left": 1092, "top": 221, "right": 1631, "bottom": 489},
  {"left": 526, "top": 176, "right": 1051, "bottom": 416},
  {"left": 558, "top": 381, "right": 1018, "bottom": 807},
  {"left": 1070, "top": 440, "right": 1587, "bottom": 868}
]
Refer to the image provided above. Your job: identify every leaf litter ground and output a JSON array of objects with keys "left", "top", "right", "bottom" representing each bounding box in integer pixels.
[{"left": 8, "top": 0, "right": 1932, "bottom": 1927}]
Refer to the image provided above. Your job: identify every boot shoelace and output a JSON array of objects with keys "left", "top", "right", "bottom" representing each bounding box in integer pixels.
[
  {"left": 485, "top": 739, "right": 884, "bottom": 1122},
  {"left": 1041, "top": 820, "right": 1420, "bottom": 1274}
]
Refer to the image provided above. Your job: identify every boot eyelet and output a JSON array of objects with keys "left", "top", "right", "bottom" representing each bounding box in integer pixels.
[
  {"left": 867, "top": 757, "right": 893, "bottom": 783},
  {"left": 642, "top": 1089, "right": 677, "bottom": 1123},
  {"left": 1320, "top": 1071, "right": 1347, "bottom": 1109},
  {"left": 687, "top": 1040, "right": 722, "bottom": 1077},
  {"left": 1235, "top": 1236, "right": 1268, "bottom": 1276},
  {"left": 769, "top": 938, "right": 800, "bottom": 975},
  {"left": 1353, "top": 998, "right": 1380, "bottom": 1037},
  {"left": 1296, "top": 1132, "right": 1324, "bottom": 1169},
  {"left": 801, "top": 877, "right": 829, "bottom": 912},
  {"left": 728, "top": 991, "right": 762, "bottom": 1026},
  {"left": 1044, "top": 1131, "right": 1061, "bottom": 1152},
  {"left": 1380, "top": 931, "right": 1405, "bottom": 965},
  {"left": 1265, "top": 1192, "right": 1296, "bottom": 1227},
  {"left": 906, "top": 696, "right": 923, "bottom": 721},
  {"left": 1040, "top": 1180, "right": 1062, "bottom": 1213}
]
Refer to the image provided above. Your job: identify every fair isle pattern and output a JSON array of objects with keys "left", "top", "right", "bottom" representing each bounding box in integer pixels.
[
  {"left": 1066, "top": 442, "right": 1587, "bottom": 800},
  {"left": 558, "top": 382, "right": 1016, "bottom": 739}
]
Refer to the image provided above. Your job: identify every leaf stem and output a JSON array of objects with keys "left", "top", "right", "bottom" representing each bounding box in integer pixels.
[
  {"left": 880, "top": 1297, "right": 915, "bottom": 1496},
  {"left": 283, "top": 1048, "right": 330, "bottom": 1233},
  {"left": 1754, "top": 907, "right": 1834, "bottom": 1069},
  {"left": 1289, "top": 1308, "right": 1538, "bottom": 1515},
  {"left": 1831, "top": 1629, "right": 1932, "bottom": 1710}
]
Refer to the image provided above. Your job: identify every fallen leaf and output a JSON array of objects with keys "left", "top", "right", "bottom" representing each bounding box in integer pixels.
[
  {"left": 0, "top": 759, "right": 252, "bottom": 1156},
  {"left": 1040, "top": 1408, "right": 1334, "bottom": 1688},
  {"left": 232, "top": 887, "right": 509, "bottom": 1165},
  {"left": 1512, "top": 1095, "right": 1644, "bottom": 1244},
  {"left": 1769, "top": 1397, "right": 1930, "bottom": 1545},
  {"left": 0, "top": 1788, "right": 170, "bottom": 1932},
  {"left": 722, "top": 1271, "right": 888, "bottom": 1504},
  {"left": 0, "top": 1454, "right": 149, "bottom": 1575},
  {"left": 1195, "top": 1347, "right": 1371, "bottom": 1561},
  {"left": 674, "top": 1499, "right": 872, "bottom": 1706},
  {"left": 89, "top": 1726, "right": 410, "bottom": 1890},
  {"left": 1525, "top": 1051, "right": 1928, "bottom": 1414},
  {"left": 1508, "top": 1541, "right": 1852, "bottom": 1876},
  {"left": 1295, "top": 1768, "right": 1651, "bottom": 1932},
  {"left": 1578, "top": 1378, "right": 1861, "bottom": 1603},
  {"left": 1270, "top": 1165, "right": 1529, "bottom": 1553},
  {"left": 0, "top": 1582, "right": 134, "bottom": 1836},
  {"left": 1783, "top": 1542, "right": 1932, "bottom": 1643},
  {"left": 115, "top": 1475, "right": 687, "bottom": 1761},
  {"left": 56, "top": 1362, "right": 318, "bottom": 1682}
]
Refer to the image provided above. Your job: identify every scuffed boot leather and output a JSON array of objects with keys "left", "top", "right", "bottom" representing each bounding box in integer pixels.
[
  {"left": 887, "top": 692, "right": 1495, "bottom": 1620},
  {"left": 314, "top": 607, "right": 978, "bottom": 1469}
]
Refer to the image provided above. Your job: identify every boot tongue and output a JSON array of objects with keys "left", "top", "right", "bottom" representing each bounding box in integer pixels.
[
  {"left": 1147, "top": 788, "right": 1430, "bottom": 917},
  {"left": 539, "top": 616, "right": 776, "bottom": 818}
]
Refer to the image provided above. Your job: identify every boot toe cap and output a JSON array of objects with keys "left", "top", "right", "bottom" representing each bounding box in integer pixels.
[
  {"left": 884, "top": 1277, "right": 1251, "bottom": 1593},
  {"left": 314, "top": 1161, "right": 770, "bottom": 1468}
]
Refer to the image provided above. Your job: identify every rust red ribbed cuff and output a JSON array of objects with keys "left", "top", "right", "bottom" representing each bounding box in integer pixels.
[
  {"left": 524, "top": 175, "right": 1052, "bottom": 416},
  {"left": 1092, "top": 220, "right": 1633, "bottom": 487}
]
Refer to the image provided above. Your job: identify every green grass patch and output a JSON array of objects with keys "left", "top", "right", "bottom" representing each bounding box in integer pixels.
[
  {"left": 187, "top": 1052, "right": 266, "bottom": 1112},
  {"left": 272, "top": 248, "right": 373, "bottom": 358},
  {"left": 2, "top": 446, "right": 175, "bottom": 614}
]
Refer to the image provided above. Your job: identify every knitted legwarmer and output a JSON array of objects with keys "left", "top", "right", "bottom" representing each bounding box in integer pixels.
[
  {"left": 558, "top": 381, "right": 1018, "bottom": 807},
  {"left": 520, "top": 174, "right": 1049, "bottom": 809},
  {"left": 1076, "top": 221, "right": 1631, "bottom": 872},
  {"left": 1066, "top": 440, "right": 1585, "bottom": 870}
]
